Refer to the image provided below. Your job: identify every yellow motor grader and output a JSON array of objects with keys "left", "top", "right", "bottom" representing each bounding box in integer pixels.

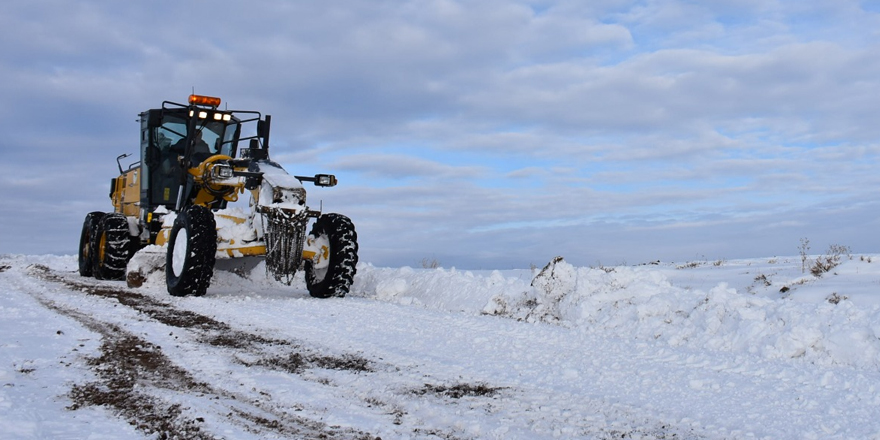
[{"left": 78, "top": 94, "right": 358, "bottom": 298}]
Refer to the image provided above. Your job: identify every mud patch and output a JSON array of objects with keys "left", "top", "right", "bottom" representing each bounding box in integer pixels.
[
  {"left": 63, "top": 321, "right": 214, "bottom": 439},
  {"left": 85, "top": 329, "right": 208, "bottom": 391},
  {"left": 30, "top": 265, "right": 231, "bottom": 332},
  {"left": 200, "top": 331, "right": 291, "bottom": 350},
  {"left": 64, "top": 322, "right": 374, "bottom": 440},
  {"left": 311, "top": 353, "right": 372, "bottom": 372},
  {"left": 229, "top": 407, "right": 380, "bottom": 440},
  {"left": 414, "top": 382, "right": 503, "bottom": 399},
  {"left": 68, "top": 384, "right": 210, "bottom": 439},
  {"left": 243, "top": 351, "right": 372, "bottom": 374}
]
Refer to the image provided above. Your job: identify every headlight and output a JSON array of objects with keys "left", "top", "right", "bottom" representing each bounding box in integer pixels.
[
  {"left": 315, "top": 174, "right": 337, "bottom": 187},
  {"left": 212, "top": 164, "right": 234, "bottom": 179}
]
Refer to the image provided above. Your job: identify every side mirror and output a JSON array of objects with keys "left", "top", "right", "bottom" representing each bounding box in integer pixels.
[
  {"left": 147, "top": 111, "right": 162, "bottom": 128},
  {"left": 257, "top": 117, "right": 271, "bottom": 139},
  {"left": 258, "top": 115, "right": 272, "bottom": 150}
]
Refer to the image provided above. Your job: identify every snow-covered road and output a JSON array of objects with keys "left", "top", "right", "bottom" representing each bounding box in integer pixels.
[{"left": 2, "top": 254, "right": 879, "bottom": 439}]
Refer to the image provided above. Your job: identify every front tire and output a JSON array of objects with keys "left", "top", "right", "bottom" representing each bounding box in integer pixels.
[
  {"left": 166, "top": 205, "right": 217, "bottom": 297},
  {"left": 78, "top": 212, "right": 105, "bottom": 277},
  {"left": 304, "top": 214, "right": 358, "bottom": 298},
  {"left": 91, "top": 213, "right": 132, "bottom": 280}
]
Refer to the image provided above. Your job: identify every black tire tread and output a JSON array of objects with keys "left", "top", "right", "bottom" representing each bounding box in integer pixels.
[
  {"left": 305, "top": 213, "right": 358, "bottom": 298},
  {"left": 91, "top": 213, "right": 132, "bottom": 280},
  {"left": 78, "top": 211, "right": 105, "bottom": 277},
  {"left": 166, "top": 205, "right": 217, "bottom": 297}
]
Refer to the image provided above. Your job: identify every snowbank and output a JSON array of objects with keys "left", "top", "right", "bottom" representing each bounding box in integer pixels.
[
  {"left": 352, "top": 257, "right": 880, "bottom": 370},
  {"left": 5, "top": 252, "right": 880, "bottom": 438},
  {"left": 100, "top": 250, "right": 880, "bottom": 371},
  {"left": 352, "top": 264, "right": 532, "bottom": 312}
]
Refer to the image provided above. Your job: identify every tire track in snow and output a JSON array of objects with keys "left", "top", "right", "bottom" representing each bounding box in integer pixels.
[
  {"left": 25, "top": 264, "right": 378, "bottom": 440},
  {"left": 21, "top": 262, "right": 705, "bottom": 439},
  {"left": 24, "top": 264, "right": 526, "bottom": 439}
]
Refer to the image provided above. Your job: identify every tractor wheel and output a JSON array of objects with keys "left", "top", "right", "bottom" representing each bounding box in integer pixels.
[
  {"left": 91, "top": 213, "right": 132, "bottom": 280},
  {"left": 78, "top": 211, "right": 105, "bottom": 277},
  {"left": 166, "top": 205, "right": 217, "bottom": 297},
  {"left": 304, "top": 214, "right": 358, "bottom": 298}
]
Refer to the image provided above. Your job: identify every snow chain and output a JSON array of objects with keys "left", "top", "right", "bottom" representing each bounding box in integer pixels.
[{"left": 260, "top": 208, "right": 308, "bottom": 285}]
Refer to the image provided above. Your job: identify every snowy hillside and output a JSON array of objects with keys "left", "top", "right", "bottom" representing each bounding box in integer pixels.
[{"left": 2, "top": 253, "right": 879, "bottom": 439}]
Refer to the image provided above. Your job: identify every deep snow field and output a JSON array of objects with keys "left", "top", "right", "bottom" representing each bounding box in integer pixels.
[{"left": 2, "top": 252, "right": 879, "bottom": 439}]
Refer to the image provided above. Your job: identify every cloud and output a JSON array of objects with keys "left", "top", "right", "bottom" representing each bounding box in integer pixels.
[
  {"left": 2, "top": 0, "right": 880, "bottom": 269},
  {"left": 506, "top": 167, "right": 550, "bottom": 179},
  {"left": 330, "top": 154, "right": 487, "bottom": 180}
]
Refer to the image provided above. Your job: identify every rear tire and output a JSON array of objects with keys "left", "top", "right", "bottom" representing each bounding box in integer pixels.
[
  {"left": 91, "top": 213, "right": 132, "bottom": 280},
  {"left": 78, "top": 212, "right": 105, "bottom": 277},
  {"left": 305, "top": 214, "right": 358, "bottom": 298},
  {"left": 166, "top": 205, "right": 217, "bottom": 297}
]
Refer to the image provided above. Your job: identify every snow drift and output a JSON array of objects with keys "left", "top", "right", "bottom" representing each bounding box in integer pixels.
[
  {"left": 351, "top": 256, "right": 880, "bottom": 371},
  {"left": 4, "top": 252, "right": 880, "bottom": 439}
]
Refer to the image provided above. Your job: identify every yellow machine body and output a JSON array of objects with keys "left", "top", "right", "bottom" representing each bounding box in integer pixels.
[{"left": 111, "top": 167, "right": 142, "bottom": 217}]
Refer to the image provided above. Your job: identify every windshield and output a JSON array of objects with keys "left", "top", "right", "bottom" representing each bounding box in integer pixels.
[{"left": 157, "top": 118, "right": 238, "bottom": 158}]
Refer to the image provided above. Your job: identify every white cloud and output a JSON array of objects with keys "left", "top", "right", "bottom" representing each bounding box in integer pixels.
[
  {"left": 330, "top": 154, "right": 487, "bottom": 180},
  {"left": 2, "top": 0, "right": 880, "bottom": 267}
]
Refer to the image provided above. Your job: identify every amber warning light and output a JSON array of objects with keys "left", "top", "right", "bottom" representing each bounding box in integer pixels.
[{"left": 189, "top": 94, "right": 222, "bottom": 107}]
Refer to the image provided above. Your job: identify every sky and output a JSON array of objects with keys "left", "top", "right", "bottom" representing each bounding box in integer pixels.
[{"left": 1, "top": 0, "right": 880, "bottom": 269}]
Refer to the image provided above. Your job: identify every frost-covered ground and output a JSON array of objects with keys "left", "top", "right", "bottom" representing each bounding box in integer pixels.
[{"left": 2, "top": 253, "right": 880, "bottom": 439}]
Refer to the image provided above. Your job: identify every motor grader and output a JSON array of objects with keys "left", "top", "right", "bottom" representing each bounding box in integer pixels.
[{"left": 78, "top": 94, "right": 358, "bottom": 298}]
